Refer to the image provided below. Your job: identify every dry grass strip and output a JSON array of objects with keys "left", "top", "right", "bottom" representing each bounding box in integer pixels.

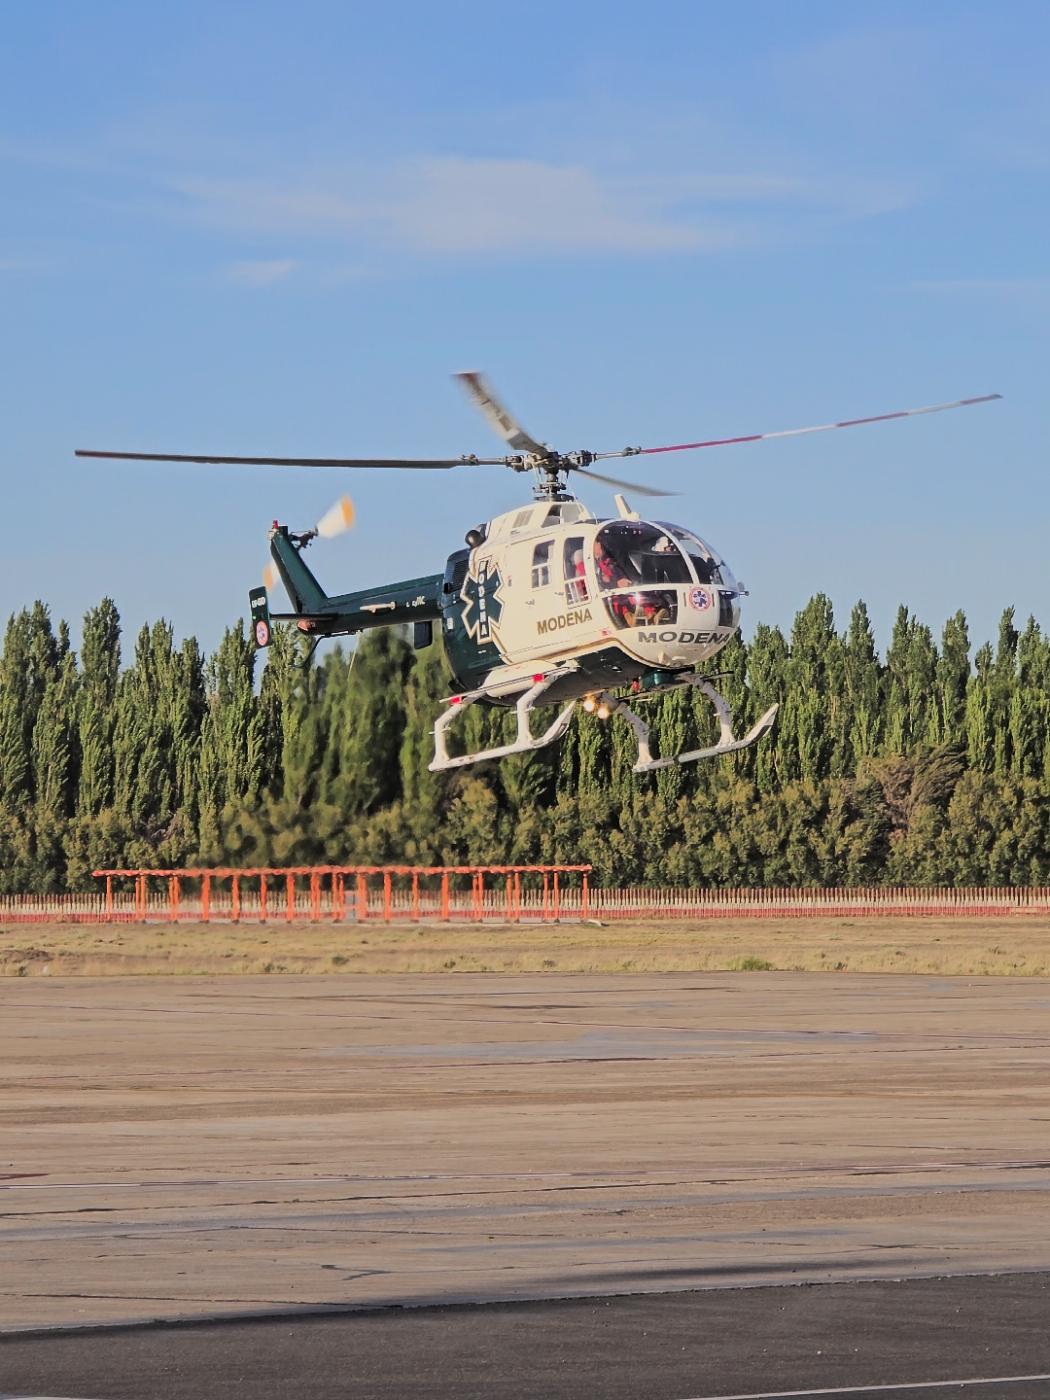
[{"left": 3, "top": 914, "right": 1050, "bottom": 977}]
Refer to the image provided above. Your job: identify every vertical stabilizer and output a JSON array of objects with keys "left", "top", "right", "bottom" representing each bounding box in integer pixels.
[{"left": 268, "top": 526, "right": 329, "bottom": 614}]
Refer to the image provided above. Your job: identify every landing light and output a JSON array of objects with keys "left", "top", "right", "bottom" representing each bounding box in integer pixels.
[
  {"left": 583, "top": 697, "right": 596, "bottom": 712},
  {"left": 597, "top": 705, "right": 610, "bottom": 720}
]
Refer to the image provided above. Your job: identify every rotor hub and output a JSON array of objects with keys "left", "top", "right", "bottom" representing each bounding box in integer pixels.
[{"left": 524, "top": 451, "right": 574, "bottom": 500}]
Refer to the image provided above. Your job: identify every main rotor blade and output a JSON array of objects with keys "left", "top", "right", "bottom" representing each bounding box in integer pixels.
[
  {"left": 74, "top": 450, "right": 507, "bottom": 469},
  {"left": 571, "top": 465, "right": 677, "bottom": 498},
  {"left": 454, "top": 371, "right": 547, "bottom": 455},
  {"left": 594, "top": 393, "right": 1003, "bottom": 461}
]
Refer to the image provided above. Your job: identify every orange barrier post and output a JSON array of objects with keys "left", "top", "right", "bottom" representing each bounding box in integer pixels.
[
  {"left": 553, "top": 871, "right": 560, "bottom": 922},
  {"left": 310, "top": 872, "right": 320, "bottom": 922},
  {"left": 543, "top": 873, "right": 549, "bottom": 922},
  {"left": 202, "top": 873, "right": 211, "bottom": 922},
  {"left": 286, "top": 873, "right": 295, "bottom": 922},
  {"left": 441, "top": 871, "right": 450, "bottom": 922},
  {"left": 332, "top": 872, "right": 342, "bottom": 923},
  {"left": 357, "top": 872, "right": 368, "bottom": 921},
  {"left": 582, "top": 873, "right": 589, "bottom": 921},
  {"left": 383, "top": 871, "right": 392, "bottom": 922},
  {"left": 260, "top": 873, "right": 268, "bottom": 923},
  {"left": 232, "top": 874, "right": 241, "bottom": 923},
  {"left": 169, "top": 875, "right": 179, "bottom": 924},
  {"left": 412, "top": 872, "right": 419, "bottom": 921},
  {"left": 514, "top": 871, "right": 521, "bottom": 923},
  {"left": 105, "top": 875, "right": 113, "bottom": 923}
]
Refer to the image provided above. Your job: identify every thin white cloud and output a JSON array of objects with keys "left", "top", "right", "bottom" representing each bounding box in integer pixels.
[
  {"left": 0, "top": 113, "right": 916, "bottom": 265},
  {"left": 178, "top": 158, "right": 721, "bottom": 254},
  {"left": 227, "top": 257, "right": 297, "bottom": 286},
  {"left": 396, "top": 158, "right": 705, "bottom": 253},
  {"left": 171, "top": 155, "right": 900, "bottom": 259}
]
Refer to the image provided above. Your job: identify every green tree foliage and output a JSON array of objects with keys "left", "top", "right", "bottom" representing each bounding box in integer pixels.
[
  {"left": 7, "top": 594, "right": 1050, "bottom": 891},
  {"left": 77, "top": 599, "right": 121, "bottom": 818}
]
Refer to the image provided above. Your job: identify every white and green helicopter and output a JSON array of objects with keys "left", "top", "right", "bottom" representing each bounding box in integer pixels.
[{"left": 77, "top": 376, "right": 999, "bottom": 774}]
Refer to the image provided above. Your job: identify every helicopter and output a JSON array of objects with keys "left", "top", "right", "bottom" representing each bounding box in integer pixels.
[{"left": 77, "top": 376, "right": 1000, "bottom": 774}]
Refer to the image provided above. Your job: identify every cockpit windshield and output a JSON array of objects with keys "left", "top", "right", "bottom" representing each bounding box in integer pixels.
[
  {"left": 658, "top": 524, "right": 733, "bottom": 588},
  {"left": 592, "top": 522, "right": 694, "bottom": 592}
]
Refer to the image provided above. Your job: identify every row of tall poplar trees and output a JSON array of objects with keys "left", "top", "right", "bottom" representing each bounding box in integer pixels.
[{"left": 2, "top": 594, "right": 1050, "bottom": 892}]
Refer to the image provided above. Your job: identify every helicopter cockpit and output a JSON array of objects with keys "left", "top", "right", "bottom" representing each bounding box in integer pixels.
[
  {"left": 592, "top": 522, "right": 693, "bottom": 590},
  {"left": 592, "top": 521, "right": 738, "bottom": 633}
]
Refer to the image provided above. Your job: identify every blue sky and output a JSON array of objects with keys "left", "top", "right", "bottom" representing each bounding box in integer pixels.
[{"left": 1, "top": 1, "right": 1047, "bottom": 659}]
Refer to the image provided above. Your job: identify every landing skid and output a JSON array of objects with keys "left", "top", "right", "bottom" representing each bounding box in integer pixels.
[
  {"left": 600, "top": 678, "right": 779, "bottom": 773},
  {"left": 429, "top": 671, "right": 777, "bottom": 773}
]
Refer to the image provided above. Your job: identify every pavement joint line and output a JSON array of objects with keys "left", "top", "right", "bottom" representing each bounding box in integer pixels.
[
  {"left": 8, "top": 1184, "right": 1050, "bottom": 1216},
  {"left": 5, "top": 1160, "right": 1050, "bottom": 1191},
  {"left": 678, "top": 1374, "right": 1050, "bottom": 1399}
]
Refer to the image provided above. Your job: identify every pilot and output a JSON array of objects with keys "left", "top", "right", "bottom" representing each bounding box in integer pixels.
[{"left": 593, "top": 540, "right": 631, "bottom": 590}]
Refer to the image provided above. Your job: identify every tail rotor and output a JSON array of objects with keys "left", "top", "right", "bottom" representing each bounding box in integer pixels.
[{"left": 261, "top": 494, "right": 355, "bottom": 600}]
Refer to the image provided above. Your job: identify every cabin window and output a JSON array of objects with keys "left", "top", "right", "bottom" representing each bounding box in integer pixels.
[
  {"left": 603, "top": 590, "right": 679, "bottom": 631},
  {"left": 592, "top": 522, "right": 693, "bottom": 591},
  {"left": 563, "top": 536, "right": 588, "bottom": 605},
  {"left": 542, "top": 501, "right": 585, "bottom": 527},
  {"left": 531, "top": 540, "right": 552, "bottom": 588}
]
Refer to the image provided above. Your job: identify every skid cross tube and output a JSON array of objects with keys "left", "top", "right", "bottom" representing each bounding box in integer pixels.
[{"left": 430, "top": 672, "right": 577, "bottom": 772}]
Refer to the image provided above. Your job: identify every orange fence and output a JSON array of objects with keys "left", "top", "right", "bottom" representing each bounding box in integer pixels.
[
  {"left": 85, "top": 865, "right": 591, "bottom": 924},
  {"left": 2, "top": 876, "right": 1050, "bottom": 925}
]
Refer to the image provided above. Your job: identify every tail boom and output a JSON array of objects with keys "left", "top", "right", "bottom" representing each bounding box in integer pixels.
[{"left": 263, "top": 524, "right": 443, "bottom": 639}]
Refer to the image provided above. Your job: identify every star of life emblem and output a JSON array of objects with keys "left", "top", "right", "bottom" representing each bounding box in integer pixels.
[
  {"left": 460, "top": 559, "right": 505, "bottom": 642},
  {"left": 689, "top": 587, "right": 711, "bottom": 612}
]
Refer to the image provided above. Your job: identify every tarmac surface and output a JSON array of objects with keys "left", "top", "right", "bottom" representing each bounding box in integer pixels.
[
  {"left": 2, "top": 1271, "right": 1050, "bottom": 1399},
  {"left": 3, "top": 971, "right": 1050, "bottom": 1335}
]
